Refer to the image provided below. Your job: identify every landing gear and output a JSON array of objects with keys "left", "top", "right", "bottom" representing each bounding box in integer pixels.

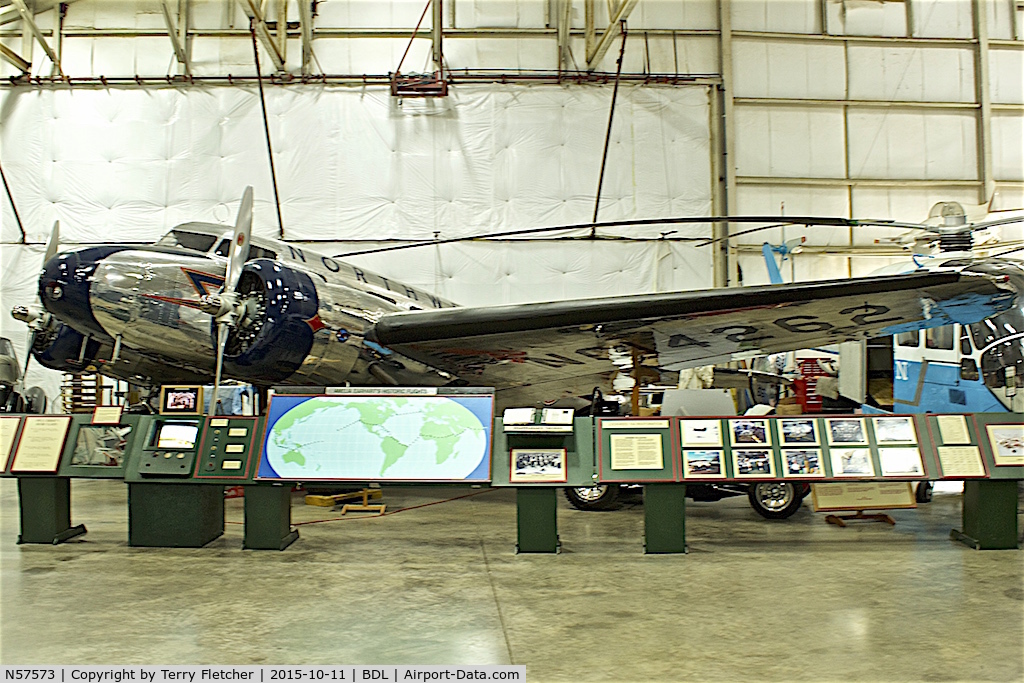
[
  {"left": 564, "top": 484, "right": 621, "bottom": 511},
  {"left": 747, "top": 482, "right": 805, "bottom": 520},
  {"left": 915, "top": 481, "right": 934, "bottom": 503}
]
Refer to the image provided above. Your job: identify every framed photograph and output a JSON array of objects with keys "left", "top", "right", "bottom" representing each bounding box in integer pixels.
[
  {"left": 779, "top": 418, "right": 818, "bottom": 446},
  {"left": 872, "top": 416, "right": 917, "bottom": 444},
  {"left": 729, "top": 419, "right": 771, "bottom": 446},
  {"left": 681, "top": 420, "right": 723, "bottom": 447},
  {"left": 159, "top": 385, "right": 203, "bottom": 416},
  {"left": 509, "top": 448, "right": 567, "bottom": 483},
  {"left": 783, "top": 449, "right": 824, "bottom": 477},
  {"left": 879, "top": 448, "right": 925, "bottom": 477},
  {"left": 732, "top": 449, "right": 775, "bottom": 477},
  {"left": 683, "top": 450, "right": 725, "bottom": 478},
  {"left": 986, "top": 424, "right": 1024, "bottom": 466},
  {"left": 830, "top": 447, "right": 875, "bottom": 477},
  {"left": 827, "top": 418, "right": 868, "bottom": 446}
]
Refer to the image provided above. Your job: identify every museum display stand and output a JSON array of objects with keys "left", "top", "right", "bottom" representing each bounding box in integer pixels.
[
  {"left": 16, "top": 476, "right": 87, "bottom": 544},
  {"left": 127, "top": 482, "right": 224, "bottom": 547},
  {"left": 951, "top": 480, "right": 1020, "bottom": 549},
  {"left": 243, "top": 484, "right": 300, "bottom": 550},
  {"left": 642, "top": 483, "right": 687, "bottom": 553}
]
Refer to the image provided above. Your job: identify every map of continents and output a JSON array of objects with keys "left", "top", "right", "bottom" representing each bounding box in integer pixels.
[{"left": 264, "top": 396, "right": 489, "bottom": 480}]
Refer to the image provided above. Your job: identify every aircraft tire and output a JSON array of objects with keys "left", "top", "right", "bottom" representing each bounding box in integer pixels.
[
  {"left": 747, "top": 482, "right": 803, "bottom": 520},
  {"left": 915, "top": 481, "right": 933, "bottom": 503},
  {"left": 563, "top": 484, "right": 620, "bottom": 511}
]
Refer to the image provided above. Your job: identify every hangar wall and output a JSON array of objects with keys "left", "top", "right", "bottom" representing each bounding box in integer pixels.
[{"left": 1, "top": 0, "right": 1022, "bottom": 401}]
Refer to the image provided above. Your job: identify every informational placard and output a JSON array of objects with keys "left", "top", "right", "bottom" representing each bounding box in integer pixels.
[
  {"left": 91, "top": 405, "right": 123, "bottom": 425},
  {"left": 509, "top": 448, "right": 567, "bottom": 483},
  {"left": 936, "top": 446, "right": 986, "bottom": 477},
  {"left": 0, "top": 416, "right": 21, "bottom": 469},
  {"left": 609, "top": 433, "right": 664, "bottom": 470},
  {"left": 11, "top": 416, "right": 72, "bottom": 473},
  {"left": 811, "top": 482, "right": 916, "bottom": 512},
  {"left": 604, "top": 419, "right": 670, "bottom": 429},
  {"left": 258, "top": 393, "right": 494, "bottom": 481},
  {"left": 936, "top": 415, "right": 971, "bottom": 445},
  {"left": 985, "top": 424, "right": 1024, "bottom": 466}
]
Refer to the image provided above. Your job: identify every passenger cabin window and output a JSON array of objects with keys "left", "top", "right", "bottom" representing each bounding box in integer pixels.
[
  {"left": 156, "top": 230, "right": 218, "bottom": 254},
  {"left": 925, "top": 325, "right": 954, "bottom": 351},
  {"left": 896, "top": 331, "right": 920, "bottom": 347}
]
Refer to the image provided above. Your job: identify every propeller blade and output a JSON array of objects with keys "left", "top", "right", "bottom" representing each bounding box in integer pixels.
[
  {"left": 44, "top": 220, "right": 60, "bottom": 263},
  {"left": 209, "top": 323, "right": 230, "bottom": 416},
  {"left": 21, "top": 330, "right": 35, "bottom": 384},
  {"left": 224, "top": 187, "right": 253, "bottom": 295}
]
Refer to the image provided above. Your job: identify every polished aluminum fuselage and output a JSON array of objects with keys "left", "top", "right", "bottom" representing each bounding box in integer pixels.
[{"left": 70, "top": 227, "right": 458, "bottom": 388}]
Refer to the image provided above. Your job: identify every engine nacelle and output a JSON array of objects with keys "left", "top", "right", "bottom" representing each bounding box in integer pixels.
[
  {"left": 31, "top": 323, "right": 101, "bottom": 373},
  {"left": 221, "top": 259, "right": 321, "bottom": 383}
]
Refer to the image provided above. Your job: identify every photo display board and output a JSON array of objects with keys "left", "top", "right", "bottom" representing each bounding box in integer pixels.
[
  {"left": 597, "top": 419, "right": 676, "bottom": 482},
  {"left": 257, "top": 392, "right": 494, "bottom": 482},
  {"left": 596, "top": 414, "right": 964, "bottom": 484}
]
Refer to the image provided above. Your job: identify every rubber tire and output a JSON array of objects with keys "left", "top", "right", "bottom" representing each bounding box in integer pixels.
[
  {"left": 747, "top": 482, "right": 803, "bottom": 520},
  {"left": 915, "top": 481, "right": 934, "bottom": 503},
  {"left": 563, "top": 484, "right": 621, "bottom": 511}
]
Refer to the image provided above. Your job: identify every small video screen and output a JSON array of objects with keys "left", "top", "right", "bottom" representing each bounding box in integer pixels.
[
  {"left": 72, "top": 425, "right": 132, "bottom": 467},
  {"left": 154, "top": 423, "right": 200, "bottom": 450},
  {"left": 160, "top": 386, "right": 202, "bottom": 415}
]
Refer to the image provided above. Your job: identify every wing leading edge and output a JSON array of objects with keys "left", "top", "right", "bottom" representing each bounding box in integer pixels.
[{"left": 369, "top": 269, "right": 1019, "bottom": 405}]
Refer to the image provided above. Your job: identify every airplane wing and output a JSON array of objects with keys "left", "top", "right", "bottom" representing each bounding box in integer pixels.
[{"left": 369, "top": 269, "right": 1019, "bottom": 406}]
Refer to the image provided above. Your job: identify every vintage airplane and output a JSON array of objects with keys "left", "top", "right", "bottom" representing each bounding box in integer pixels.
[{"left": 9, "top": 188, "right": 1024, "bottom": 413}]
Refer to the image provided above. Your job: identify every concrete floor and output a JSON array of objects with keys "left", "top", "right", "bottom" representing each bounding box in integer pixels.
[{"left": 1, "top": 479, "right": 1022, "bottom": 682}]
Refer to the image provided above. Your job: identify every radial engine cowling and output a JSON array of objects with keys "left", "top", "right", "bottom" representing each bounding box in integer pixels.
[{"left": 220, "top": 259, "right": 321, "bottom": 384}]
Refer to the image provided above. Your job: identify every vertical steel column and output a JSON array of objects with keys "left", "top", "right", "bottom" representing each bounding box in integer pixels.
[
  {"left": 972, "top": 0, "right": 995, "bottom": 204},
  {"left": 714, "top": 0, "right": 736, "bottom": 287},
  {"left": 432, "top": 0, "right": 443, "bottom": 70}
]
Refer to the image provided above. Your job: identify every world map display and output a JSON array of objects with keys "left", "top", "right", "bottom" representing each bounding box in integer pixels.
[{"left": 258, "top": 394, "right": 493, "bottom": 481}]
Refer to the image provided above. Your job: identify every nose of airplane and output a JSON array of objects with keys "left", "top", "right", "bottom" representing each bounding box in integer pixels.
[{"left": 39, "top": 246, "right": 126, "bottom": 339}]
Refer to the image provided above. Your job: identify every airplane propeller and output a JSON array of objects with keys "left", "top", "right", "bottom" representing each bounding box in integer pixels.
[
  {"left": 10, "top": 220, "right": 61, "bottom": 385},
  {"left": 199, "top": 187, "right": 253, "bottom": 415}
]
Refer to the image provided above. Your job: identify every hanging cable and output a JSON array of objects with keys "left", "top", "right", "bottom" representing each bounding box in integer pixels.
[
  {"left": 0, "top": 160, "right": 27, "bottom": 244},
  {"left": 395, "top": 0, "right": 432, "bottom": 75},
  {"left": 250, "top": 21, "right": 286, "bottom": 239},
  {"left": 591, "top": 21, "right": 628, "bottom": 236}
]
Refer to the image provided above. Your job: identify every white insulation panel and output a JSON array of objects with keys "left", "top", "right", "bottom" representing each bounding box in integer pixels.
[{"left": 0, "top": 84, "right": 712, "bottom": 245}]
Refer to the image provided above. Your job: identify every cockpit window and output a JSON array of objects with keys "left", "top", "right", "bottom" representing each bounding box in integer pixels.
[
  {"left": 156, "top": 230, "right": 218, "bottom": 254},
  {"left": 213, "top": 240, "right": 276, "bottom": 261},
  {"left": 214, "top": 239, "right": 230, "bottom": 257}
]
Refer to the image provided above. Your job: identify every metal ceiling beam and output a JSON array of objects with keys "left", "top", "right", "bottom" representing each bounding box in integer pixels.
[
  {"left": 0, "top": 40, "right": 29, "bottom": 72},
  {"left": 585, "top": 0, "right": 638, "bottom": 69},
  {"left": 298, "top": 0, "right": 312, "bottom": 75},
  {"left": 9, "top": 0, "right": 60, "bottom": 75},
  {"left": 0, "top": 0, "right": 76, "bottom": 26},
  {"left": 160, "top": 0, "right": 191, "bottom": 75},
  {"left": 237, "top": 0, "right": 285, "bottom": 72}
]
